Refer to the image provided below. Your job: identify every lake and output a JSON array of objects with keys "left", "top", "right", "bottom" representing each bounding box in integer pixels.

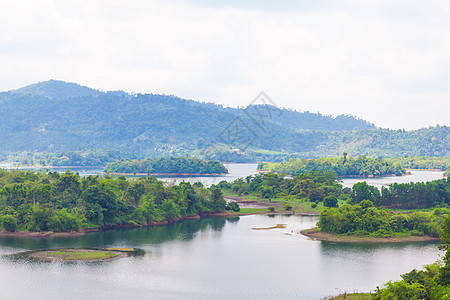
[{"left": 0, "top": 214, "right": 441, "bottom": 299}]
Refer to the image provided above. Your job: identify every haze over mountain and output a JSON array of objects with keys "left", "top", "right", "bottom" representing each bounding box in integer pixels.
[{"left": 0, "top": 80, "right": 448, "bottom": 161}]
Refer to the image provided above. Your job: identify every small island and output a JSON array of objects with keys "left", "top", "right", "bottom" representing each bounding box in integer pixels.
[
  {"left": 26, "top": 248, "right": 142, "bottom": 262},
  {"left": 104, "top": 157, "right": 228, "bottom": 175}
]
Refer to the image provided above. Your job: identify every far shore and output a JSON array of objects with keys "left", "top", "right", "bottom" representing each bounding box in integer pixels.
[
  {"left": 301, "top": 228, "right": 440, "bottom": 243},
  {"left": 104, "top": 172, "right": 228, "bottom": 177}
]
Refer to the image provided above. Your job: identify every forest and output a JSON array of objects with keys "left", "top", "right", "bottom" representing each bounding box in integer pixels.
[
  {"left": 220, "top": 171, "right": 450, "bottom": 211},
  {"left": 257, "top": 154, "right": 406, "bottom": 177},
  {"left": 318, "top": 201, "right": 448, "bottom": 237},
  {"left": 104, "top": 157, "right": 228, "bottom": 174},
  {"left": 0, "top": 169, "right": 234, "bottom": 232}
]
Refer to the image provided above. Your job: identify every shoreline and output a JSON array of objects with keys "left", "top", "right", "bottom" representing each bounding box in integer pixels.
[{"left": 301, "top": 228, "right": 440, "bottom": 243}]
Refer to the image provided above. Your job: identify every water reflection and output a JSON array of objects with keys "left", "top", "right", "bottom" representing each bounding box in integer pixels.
[{"left": 0, "top": 217, "right": 238, "bottom": 252}]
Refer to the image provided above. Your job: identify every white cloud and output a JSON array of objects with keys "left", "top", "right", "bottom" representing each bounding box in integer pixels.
[{"left": 0, "top": 0, "right": 449, "bottom": 129}]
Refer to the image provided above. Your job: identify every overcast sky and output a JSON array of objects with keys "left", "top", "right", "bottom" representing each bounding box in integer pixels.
[{"left": 1, "top": 0, "right": 449, "bottom": 130}]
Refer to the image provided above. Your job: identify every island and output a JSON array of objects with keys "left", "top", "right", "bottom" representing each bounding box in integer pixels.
[
  {"left": 104, "top": 157, "right": 228, "bottom": 175},
  {"left": 257, "top": 154, "right": 406, "bottom": 177}
]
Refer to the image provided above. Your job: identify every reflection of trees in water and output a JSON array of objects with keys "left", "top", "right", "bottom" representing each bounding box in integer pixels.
[
  {"left": 0, "top": 217, "right": 236, "bottom": 251},
  {"left": 319, "top": 240, "right": 438, "bottom": 258}
]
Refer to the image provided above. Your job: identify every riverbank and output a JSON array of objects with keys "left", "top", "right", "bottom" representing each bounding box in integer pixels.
[{"left": 301, "top": 228, "right": 440, "bottom": 243}]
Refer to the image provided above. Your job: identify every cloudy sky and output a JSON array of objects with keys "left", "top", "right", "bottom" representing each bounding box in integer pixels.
[{"left": 1, "top": 0, "right": 449, "bottom": 130}]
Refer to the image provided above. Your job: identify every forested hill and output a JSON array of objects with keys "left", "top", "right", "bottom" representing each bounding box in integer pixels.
[{"left": 0, "top": 80, "right": 448, "bottom": 160}]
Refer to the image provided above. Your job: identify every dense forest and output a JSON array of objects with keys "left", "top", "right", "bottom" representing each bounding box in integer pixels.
[
  {"left": 257, "top": 154, "right": 406, "bottom": 177},
  {"left": 372, "top": 217, "right": 450, "bottom": 299},
  {"left": 318, "top": 201, "right": 448, "bottom": 237},
  {"left": 220, "top": 171, "right": 450, "bottom": 211},
  {"left": 0, "top": 80, "right": 448, "bottom": 162},
  {"left": 386, "top": 156, "right": 450, "bottom": 171},
  {"left": 217, "top": 171, "right": 346, "bottom": 205},
  {"left": 104, "top": 157, "right": 228, "bottom": 174},
  {"left": 351, "top": 178, "right": 450, "bottom": 209},
  {"left": 0, "top": 169, "right": 235, "bottom": 232}
]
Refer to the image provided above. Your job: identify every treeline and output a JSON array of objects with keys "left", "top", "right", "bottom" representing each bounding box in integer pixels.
[
  {"left": 372, "top": 218, "right": 450, "bottom": 299},
  {"left": 216, "top": 171, "right": 347, "bottom": 204},
  {"left": 386, "top": 156, "right": 450, "bottom": 171},
  {"left": 221, "top": 171, "right": 449, "bottom": 210},
  {"left": 0, "top": 169, "right": 231, "bottom": 232},
  {"left": 4, "top": 150, "right": 130, "bottom": 167},
  {"left": 352, "top": 178, "right": 450, "bottom": 209},
  {"left": 104, "top": 157, "right": 228, "bottom": 174},
  {"left": 318, "top": 200, "right": 449, "bottom": 237},
  {"left": 257, "top": 154, "right": 406, "bottom": 177}
]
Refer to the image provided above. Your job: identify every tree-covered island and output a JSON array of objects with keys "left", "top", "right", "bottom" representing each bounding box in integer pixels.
[
  {"left": 104, "top": 157, "right": 228, "bottom": 175},
  {"left": 258, "top": 154, "right": 406, "bottom": 177}
]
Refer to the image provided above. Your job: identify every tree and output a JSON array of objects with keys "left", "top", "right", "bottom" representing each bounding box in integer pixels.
[
  {"left": 283, "top": 202, "right": 293, "bottom": 211},
  {"left": 2, "top": 215, "right": 18, "bottom": 232},
  {"left": 324, "top": 195, "right": 338, "bottom": 208}
]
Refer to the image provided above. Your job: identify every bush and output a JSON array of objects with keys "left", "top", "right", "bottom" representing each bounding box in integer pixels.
[
  {"left": 226, "top": 201, "right": 240, "bottom": 212},
  {"left": 311, "top": 203, "right": 317, "bottom": 209},
  {"left": 324, "top": 195, "right": 338, "bottom": 208},
  {"left": 2, "top": 215, "right": 18, "bottom": 232},
  {"left": 268, "top": 206, "right": 275, "bottom": 212},
  {"left": 283, "top": 202, "right": 293, "bottom": 211}
]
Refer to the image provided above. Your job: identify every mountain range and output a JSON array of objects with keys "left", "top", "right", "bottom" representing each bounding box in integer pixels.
[{"left": 0, "top": 80, "right": 448, "bottom": 161}]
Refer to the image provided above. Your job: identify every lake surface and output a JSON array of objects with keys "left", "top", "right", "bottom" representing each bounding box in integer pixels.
[{"left": 0, "top": 214, "right": 441, "bottom": 299}]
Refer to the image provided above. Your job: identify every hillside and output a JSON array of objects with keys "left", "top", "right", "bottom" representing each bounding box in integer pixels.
[{"left": 0, "top": 80, "right": 448, "bottom": 162}]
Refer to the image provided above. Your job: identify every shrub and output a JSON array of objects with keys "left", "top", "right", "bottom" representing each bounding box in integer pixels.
[
  {"left": 324, "top": 195, "right": 338, "bottom": 208},
  {"left": 311, "top": 203, "right": 317, "bottom": 209},
  {"left": 226, "top": 201, "right": 240, "bottom": 212},
  {"left": 2, "top": 215, "right": 18, "bottom": 232},
  {"left": 268, "top": 206, "right": 275, "bottom": 212},
  {"left": 283, "top": 202, "right": 293, "bottom": 211}
]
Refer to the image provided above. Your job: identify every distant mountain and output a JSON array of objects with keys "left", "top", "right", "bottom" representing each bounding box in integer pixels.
[
  {"left": 0, "top": 80, "right": 448, "bottom": 161},
  {"left": 8, "top": 80, "right": 103, "bottom": 99}
]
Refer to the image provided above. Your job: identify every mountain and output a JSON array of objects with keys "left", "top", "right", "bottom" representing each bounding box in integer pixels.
[
  {"left": 8, "top": 79, "right": 103, "bottom": 99},
  {"left": 0, "top": 80, "right": 448, "bottom": 161}
]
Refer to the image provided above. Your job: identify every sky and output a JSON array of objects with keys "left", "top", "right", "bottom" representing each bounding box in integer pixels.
[{"left": 0, "top": 0, "right": 449, "bottom": 130}]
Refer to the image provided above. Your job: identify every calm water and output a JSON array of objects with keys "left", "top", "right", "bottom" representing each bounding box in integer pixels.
[
  {"left": 340, "top": 170, "right": 446, "bottom": 190},
  {"left": 0, "top": 215, "right": 441, "bottom": 299}
]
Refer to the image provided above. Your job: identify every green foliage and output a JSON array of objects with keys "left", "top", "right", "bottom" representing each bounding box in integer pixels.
[
  {"left": 318, "top": 203, "right": 449, "bottom": 237},
  {"left": 311, "top": 203, "right": 317, "bottom": 209},
  {"left": 0, "top": 80, "right": 448, "bottom": 162},
  {"left": 351, "top": 177, "right": 450, "bottom": 209},
  {"left": 373, "top": 217, "right": 450, "bottom": 299},
  {"left": 323, "top": 195, "right": 338, "bottom": 208},
  {"left": 2, "top": 215, "right": 18, "bottom": 232},
  {"left": 258, "top": 155, "right": 406, "bottom": 177},
  {"left": 225, "top": 201, "right": 240, "bottom": 212},
  {"left": 386, "top": 156, "right": 450, "bottom": 171},
  {"left": 219, "top": 171, "right": 343, "bottom": 204},
  {"left": 283, "top": 202, "right": 293, "bottom": 211},
  {"left": 0, "top": 169, "right": 227, "bottom": 232},
  {"left": 104, "top": 157, "right": 228, "bottom": 174},
  {"left": 268, "top": 206, "right": 275, "bottom": 212}
]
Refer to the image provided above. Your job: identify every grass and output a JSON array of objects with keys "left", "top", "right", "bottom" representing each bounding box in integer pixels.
[
  {"left": 49, "top": 250, "right": 119, "bottom": 261},
  {"left": 329, "top": 293, "right": 372, "bottom": 300},
  {"left": 237, "top": 208, "right": 267, "bottom": 214}
]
